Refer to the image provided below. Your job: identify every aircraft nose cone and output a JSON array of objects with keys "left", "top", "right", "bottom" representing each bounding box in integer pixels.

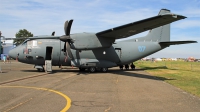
[{"left": 8, "top": 49, "right": 16, "bottom": 60}]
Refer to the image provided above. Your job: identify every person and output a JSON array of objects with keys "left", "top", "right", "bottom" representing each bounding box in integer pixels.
[
  {"left": 3, "top": 55, "right": 6, "bottom": 64},
  {"left": 6, "top": 55, "right": 10, "bottom": 63}
]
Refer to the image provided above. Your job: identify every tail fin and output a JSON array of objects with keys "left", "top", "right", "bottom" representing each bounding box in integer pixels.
[
  {"left": 135, "top": 9, "right": 171, "bottom": 42},
  {"left": 146, "top": 9, "right": 170, "bottom": 42}
]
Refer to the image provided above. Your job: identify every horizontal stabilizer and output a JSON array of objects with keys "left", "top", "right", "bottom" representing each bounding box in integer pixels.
[{"left": 159, "top": 41, "right": 197, "bottom": 45}]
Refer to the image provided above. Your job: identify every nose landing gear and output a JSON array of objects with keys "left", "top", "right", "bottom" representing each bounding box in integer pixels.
[
  {"left": 37, "top": 68, "right": 44, "bottom": 72},
  {"left": 35, "top": 65, "right": 45, "bottom": 72}
]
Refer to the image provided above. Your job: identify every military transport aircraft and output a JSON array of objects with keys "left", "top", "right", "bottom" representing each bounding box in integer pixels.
[{"left": 8, "top": 9, "right": 197, "bottom": 72}]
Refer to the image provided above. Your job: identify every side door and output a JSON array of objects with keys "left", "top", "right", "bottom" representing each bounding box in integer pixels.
[
  {"left": 115, "top": 48, "right": 122, "bottom": 63},
  {"left": 48, "top": 39, "right": 60, "bottom": 66}
]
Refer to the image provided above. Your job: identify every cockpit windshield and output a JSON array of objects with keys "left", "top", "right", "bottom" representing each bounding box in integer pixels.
[{"left": 21, "top": 39, "right": 29, "bottom": 46}]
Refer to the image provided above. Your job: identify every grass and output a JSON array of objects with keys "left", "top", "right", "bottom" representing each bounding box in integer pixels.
[{"left": 135, "top": 61, "right": 200, "bottom": 97}]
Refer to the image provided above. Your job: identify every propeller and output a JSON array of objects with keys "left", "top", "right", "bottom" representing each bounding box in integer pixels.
[{"left": 60, "top": 20, "right": 73, "bottom": 52}]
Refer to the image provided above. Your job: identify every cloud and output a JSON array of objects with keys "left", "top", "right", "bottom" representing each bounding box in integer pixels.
[
  {"left": 176, "top": 7, "right": 200, "bottom": 18},
  {"left": 98, "top": 9, "right": 156, "bottom": 25},
  {"left": 173, "top": 20, "right": 200, "bottom": 29},
  {"left": 170, "top": 7, "right": 200, "bottom": 29},
  {"left": 172, "top": 36, "right": 200, "bottom": 43}
]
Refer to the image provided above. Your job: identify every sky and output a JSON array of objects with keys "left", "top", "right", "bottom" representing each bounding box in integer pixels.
[{"left": 0, "top": 0, "right": 200, "bottom": 58}]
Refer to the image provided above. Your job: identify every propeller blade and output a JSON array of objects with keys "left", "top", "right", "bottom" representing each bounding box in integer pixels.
[
  {"left": 51, "top": 31, "right": 55, "bottom": 36},
  {"left": 64, "top": 21, "right": 68, "bottom": 36},
  {"left": 62, "top": 20, "right": 73, "bottom": 47},
  {"left": 64, "top": 42, "right": 66, "bottom": 52},
  {"left": 64, "top": 20, "right": 73, "bottom": 36},
  {"left": 66, "top": 20, "right": 73, "bottom": 36}
]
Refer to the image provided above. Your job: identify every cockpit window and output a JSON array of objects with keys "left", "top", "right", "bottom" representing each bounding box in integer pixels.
[{"left": 21, "top": 39, "right": 29, "bottom": 46}]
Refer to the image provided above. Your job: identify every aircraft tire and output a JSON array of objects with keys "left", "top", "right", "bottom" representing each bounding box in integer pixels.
[
  {"left": 119, "top": 65, "right": 123, "bottom": 70},
  {"left": 131, "top": 66, "right": 135, "bottom": 70},
  {"left": 101, "top": 67, "right": 108, "bottom": 72},
  {"left": 79, "top": 68, "right": 85, "bottom": 71},
  {"left": 131, "top": 64, "right": 135, "bottom": 70},
  {"left": 125, "top": 64, "right": 129, "bottom": 70},
  {"left": 89, "top": 67, "right": 96, "bottom": 73}
]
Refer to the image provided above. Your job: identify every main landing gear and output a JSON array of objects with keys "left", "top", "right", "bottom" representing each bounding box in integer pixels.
[
  {"left": 79, "top": 67, "right": 108, "bottom": 73},
  {"left": 79, "top": 68, "right": 86, "bottom": 71},
  {"left": 89, "top": 67, "right": 96, "bottom": 73},
  {"left": 101, "top": 67, "right": 108, "bottom": 72},
  {"left": 119, "top": 63, "right": 135, "bottom": 70}
]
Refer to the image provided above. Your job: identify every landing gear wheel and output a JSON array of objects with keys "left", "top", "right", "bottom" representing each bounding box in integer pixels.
[
  {"left": 79, "top": 68, "right": 86, "bottom": 71},
  {"left": 119, "top": 65, "right": 123, "bottom": 70},
  {"left": 131, "top": 64, "right": 135, "bottom": 70},
  {"left": 89, "top": 67, "right": 96, "bottom": 73},
  {"left": 125, "top": 64, "right": 129, "bottom": 70},
  {"left": 101, "top": 67, "right": 108, "bottom": 72}
]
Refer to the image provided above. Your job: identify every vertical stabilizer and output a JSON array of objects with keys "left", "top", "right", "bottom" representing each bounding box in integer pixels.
[{"left": 135, "top": 9, "right": 171, "bottom": 42}]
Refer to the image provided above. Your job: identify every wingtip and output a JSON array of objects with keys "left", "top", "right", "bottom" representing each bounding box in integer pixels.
[
  {"left": 174, "top": 14, "right": 187, "bottom": 19},
  {"left": 181, "top": 15, "right": 187, "bottom": 19},
  {"left": 186, "top": 40, "right": 198, "bottom": 43}
]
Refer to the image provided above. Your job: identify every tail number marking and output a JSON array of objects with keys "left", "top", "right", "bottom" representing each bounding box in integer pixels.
[{"left": 138, "top": 46, "right": 146, "bottom": 52}]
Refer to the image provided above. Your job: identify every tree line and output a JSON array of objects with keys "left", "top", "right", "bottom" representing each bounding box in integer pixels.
[{"left": 14, "top": 29, "right": 33, "bottom": 46}]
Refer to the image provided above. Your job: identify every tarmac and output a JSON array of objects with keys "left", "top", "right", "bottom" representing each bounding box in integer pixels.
[{"left": 0, "top": 61, "right": 200, "bottom": 112}]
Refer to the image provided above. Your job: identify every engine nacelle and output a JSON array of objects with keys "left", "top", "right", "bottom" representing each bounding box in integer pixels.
[{"left": 70, "top": 33, "right": 115, "bottom": 50}]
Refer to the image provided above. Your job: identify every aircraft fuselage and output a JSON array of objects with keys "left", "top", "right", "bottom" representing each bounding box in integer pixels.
[{"left": 9, "top": 38, "right": 166, "bottom": 68}]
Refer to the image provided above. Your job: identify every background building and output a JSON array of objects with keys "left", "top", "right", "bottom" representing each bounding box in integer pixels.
[{"left": 0, "top": 36, "right": 15, "bottom": 59}]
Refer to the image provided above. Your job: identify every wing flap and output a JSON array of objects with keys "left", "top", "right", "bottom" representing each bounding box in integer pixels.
[{"left": 96, "top": 13, "right": 186, "bottom": 39}]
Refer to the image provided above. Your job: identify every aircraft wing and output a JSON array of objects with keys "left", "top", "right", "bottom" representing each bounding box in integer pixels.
[
  {"left": 96, "top": 13, "right": 186, "bottom": 39},
  {"left": 159, "top": 41, "right": 197, "bottom": 45}
]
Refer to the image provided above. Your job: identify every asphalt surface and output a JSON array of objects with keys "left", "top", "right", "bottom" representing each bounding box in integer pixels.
[{"left": 0, "top": 61, "right": 200, "bottom": 112}]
